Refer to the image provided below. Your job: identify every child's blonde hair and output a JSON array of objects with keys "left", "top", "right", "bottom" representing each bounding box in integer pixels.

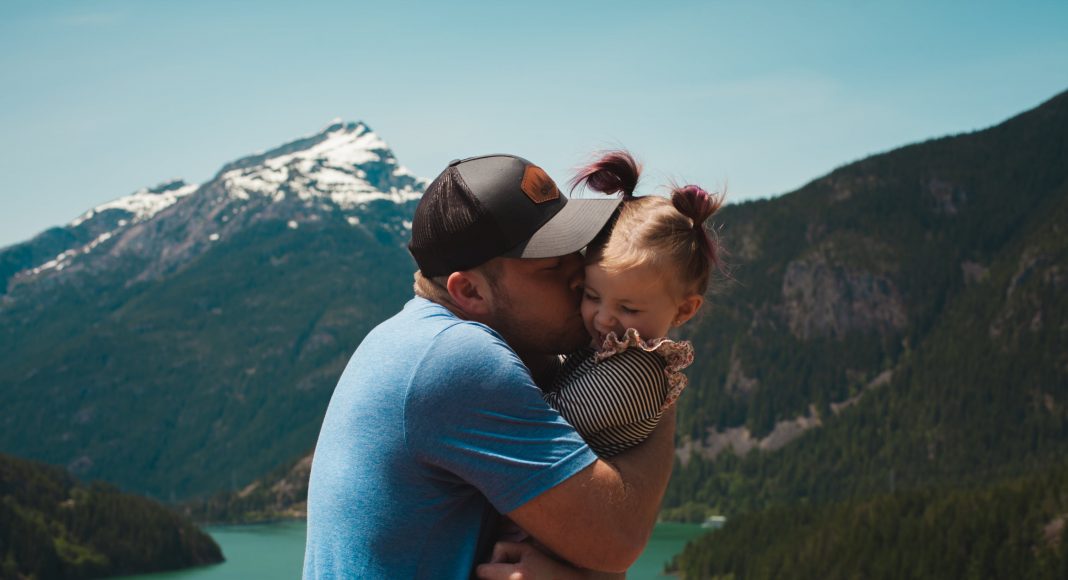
[{"left": 571, "top": 151, "right": 726, "bottom": 296}]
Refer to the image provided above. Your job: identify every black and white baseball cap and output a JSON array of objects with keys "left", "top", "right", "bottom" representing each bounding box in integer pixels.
[{"left": 409, "top": 154, "right": 620, "bottom": 277}]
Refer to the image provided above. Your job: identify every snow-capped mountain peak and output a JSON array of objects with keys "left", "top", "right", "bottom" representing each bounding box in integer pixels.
[
  {"left": 218, "top": 120, "right": 424, "bottom": 209},
  {"left": 5, "top": 120, "right": 427, "bottom": 293}
]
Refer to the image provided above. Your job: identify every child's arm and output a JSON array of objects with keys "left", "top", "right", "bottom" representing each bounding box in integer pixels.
[{"left": 547, "top": 346, "right": 677, "bottom": 456}]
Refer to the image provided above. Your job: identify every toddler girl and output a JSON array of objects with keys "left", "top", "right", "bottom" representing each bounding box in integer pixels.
[
  {"left": 543, "top": 150, "right": 725, "bottom": 457},
  {"left": 480, "top": 151, "right": 726, "bottom": 571}
]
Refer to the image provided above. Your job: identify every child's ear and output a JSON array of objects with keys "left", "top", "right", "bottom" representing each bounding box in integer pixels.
[
  {"left": 673, "top": 294, "right": 704, "bottom": 327},
  {"left": 445, "top": 270, "right": 492, "bottom": 317}
]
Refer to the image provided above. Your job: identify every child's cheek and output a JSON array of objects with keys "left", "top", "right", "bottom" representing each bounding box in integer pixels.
[{"left": 580, "top": 300, "right": 596, "bottom": 329}]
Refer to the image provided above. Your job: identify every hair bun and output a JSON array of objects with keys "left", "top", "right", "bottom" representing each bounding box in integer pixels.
[
  {"left": 672, "top": 184, "right": 724, "bottom": 266},
  {"left": 671, "top": 184, "right": 722, "bottom": 227},
  {"left": 570, "top": 150, "right": 642, "bottom": 198}
]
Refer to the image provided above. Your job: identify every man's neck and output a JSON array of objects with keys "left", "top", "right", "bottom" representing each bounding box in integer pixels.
[{"left": 413, "top": 272, "right": 463, "bottom": 316}]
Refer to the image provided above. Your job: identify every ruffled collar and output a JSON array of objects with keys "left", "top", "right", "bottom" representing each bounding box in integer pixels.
[{"left": 593, "top": 328, "right": 695, "bottom": 411}]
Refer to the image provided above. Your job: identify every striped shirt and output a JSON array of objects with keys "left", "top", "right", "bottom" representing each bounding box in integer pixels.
[{"left": 544, "top": 330, "right": 694, "bottom": 457}]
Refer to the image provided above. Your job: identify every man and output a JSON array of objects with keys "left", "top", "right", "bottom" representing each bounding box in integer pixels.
[{"left": 303, "top": 154, "right": 677, "bottom": 578}]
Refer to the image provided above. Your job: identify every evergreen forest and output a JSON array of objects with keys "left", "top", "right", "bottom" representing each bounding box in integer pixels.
[{"left": 0, "top": 453, "right": 222, "bottom": 579}]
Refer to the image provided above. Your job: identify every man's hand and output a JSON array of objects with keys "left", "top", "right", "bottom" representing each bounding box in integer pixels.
[{"left": 475, "top": 542, "right": 624, "bottom": 580}]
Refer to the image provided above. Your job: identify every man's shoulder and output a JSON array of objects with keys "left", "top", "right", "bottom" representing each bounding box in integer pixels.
[
  {"left": 378, "top": 297, "right": 499, "bottom": 343},
  {"left": 417, "top": 323, "right": 525, "bottom": 383},
  {"left": 382, "top": 297, "right": 524, "bottom": 379}
]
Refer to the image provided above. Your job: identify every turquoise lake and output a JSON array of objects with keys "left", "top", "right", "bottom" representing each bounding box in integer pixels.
[{"left": 119, "top": 521, "right": 709, "bottom": 579}]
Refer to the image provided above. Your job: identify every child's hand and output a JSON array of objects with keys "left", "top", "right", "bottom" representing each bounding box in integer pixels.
[
  {"left": 497, "top": 516, "right": 530, "bottom": 543},
  {"left": 476, "top": 541, "right": 624, "bottom": 579}
]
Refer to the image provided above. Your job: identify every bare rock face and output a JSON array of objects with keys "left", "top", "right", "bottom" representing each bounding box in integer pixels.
[
  {"left": 961, "top": 260, "right": 990, "bottom": 285},
  {"left": 819, "top": 172, "right": 882, "bottom": 203},
  {"left": 781, "top": 249, "right": 907, "bottom": 341},
  {"left": 925, "top": 177, "right": 969, "bottom": 215},
  {"left": 990, "top": 244, "right": 1066, "bottom": 345},
  {"left": 677, "top": 405, "right": 823, "bottom": 465},
  {"left": 731, "top": 222, "right": 762, "bottom": 261},
  {"left": 724, "top": 346, "right": 759, "bottom": 397}
]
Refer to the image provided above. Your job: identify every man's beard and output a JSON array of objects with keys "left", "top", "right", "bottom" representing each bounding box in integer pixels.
[{"left": 487, "top": 291, "right": 590, "bottom": 357}]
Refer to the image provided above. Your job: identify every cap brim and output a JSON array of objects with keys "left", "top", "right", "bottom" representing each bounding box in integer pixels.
[{"left": 503, "top": 198, "right": 621, "bottom": 259}]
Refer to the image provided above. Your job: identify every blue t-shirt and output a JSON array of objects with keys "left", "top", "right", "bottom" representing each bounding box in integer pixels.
[{"left": 303, "top": 297, "right": 598, "bottom": 579}]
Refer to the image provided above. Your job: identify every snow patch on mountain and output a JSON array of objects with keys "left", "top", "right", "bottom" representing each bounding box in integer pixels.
[
  {"left": 29, "top": 230, "right": 116, "bottom": 276},
  {"left": 25, "top": 181, "right": 201, "bottom": 276},
  {"left": 70, "top": 181, "right": 200, "bottom": 228}
]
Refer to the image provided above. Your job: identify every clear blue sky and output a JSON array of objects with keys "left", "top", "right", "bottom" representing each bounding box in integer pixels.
[{"left": 2, "top": 0, "right": 1066, "bottom": 247}]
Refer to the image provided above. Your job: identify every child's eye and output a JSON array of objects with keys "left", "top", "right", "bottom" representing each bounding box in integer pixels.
[
  {"left": 621, "top": 306, "right": 640, "bottom": 315},
  {"left": 583, "top": 291, "right": 599, "bottom": 302}
]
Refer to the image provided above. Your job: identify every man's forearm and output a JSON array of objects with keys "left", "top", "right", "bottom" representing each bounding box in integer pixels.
[
  {"left": 601, "top": 406, "right": 677, "bottom": 541},
  {"left": 507, "top": 407, "right": 678, "bottom": 571}
]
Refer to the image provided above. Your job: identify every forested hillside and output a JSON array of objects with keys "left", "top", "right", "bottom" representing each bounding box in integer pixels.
[
  {"left": 663, "top": 88, "right": 1068, "bottom": 515},
  {"left": 671, "top": 464, "right": 1068, "bottom": 579},
  {"left": 182, "top": 452, "right": 312, "bottom": 524},
  {"left": 0, "top": 452, "right": 222, "bottom": 579}
]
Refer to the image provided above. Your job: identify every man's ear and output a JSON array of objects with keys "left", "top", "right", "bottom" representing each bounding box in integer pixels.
[
  {"left": 673, "top": 294, "right": 704, "bottom": 327},
  {"left": 445, "top": 270, "right": 493, "bottom": 317}
]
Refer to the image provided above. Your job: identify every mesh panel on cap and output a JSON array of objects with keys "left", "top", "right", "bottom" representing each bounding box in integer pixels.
[
  {"left": 409, "top": 167, "right": 508, "bottom": 276},
  {"left": 412, "top": 167, "right": 481, "bottom": 239}
]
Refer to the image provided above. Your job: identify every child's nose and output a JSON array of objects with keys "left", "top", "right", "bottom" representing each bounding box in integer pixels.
[{"left": 595, "top": 310, "right": 616, "bottom": 328}]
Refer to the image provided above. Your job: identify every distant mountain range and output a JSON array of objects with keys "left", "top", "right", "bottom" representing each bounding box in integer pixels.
[
  {"left": 1, "top": 88, "right": 1066, "bottom": 525},
  {"left": 0, "top": 120, "right": 425, "bottom": 497}
]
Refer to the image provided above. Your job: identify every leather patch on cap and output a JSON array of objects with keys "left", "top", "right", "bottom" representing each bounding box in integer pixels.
[{"left": 521, "top": 165, "right": 561, "bottom": 204}]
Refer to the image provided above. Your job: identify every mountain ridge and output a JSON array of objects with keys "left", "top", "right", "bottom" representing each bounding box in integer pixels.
[{"left": 663, "top": 86, "right": 1068, "bottom": 515}]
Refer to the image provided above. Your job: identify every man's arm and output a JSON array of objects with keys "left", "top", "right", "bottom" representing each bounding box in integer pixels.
[{"left": 505, "top": 406, "right": 677, "bottom": 573}]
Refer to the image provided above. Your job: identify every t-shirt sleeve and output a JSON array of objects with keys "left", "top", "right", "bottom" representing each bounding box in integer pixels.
[{"left": 403, "top": 322, "right": 599, "bottom": 514}]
